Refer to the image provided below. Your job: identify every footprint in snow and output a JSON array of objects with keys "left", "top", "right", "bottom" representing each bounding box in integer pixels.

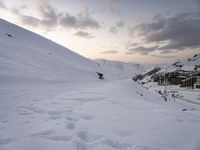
[
  {"left": 133, "top": 145, "right": 159, "bottom": 150},
  {"left": 103, "top": 139, "right": 132, "bottom": 150},
  {"left": 30, "top": 130, "right": 55, "bottom": 137},
  {"left": 47, "top": 135, "right": 71, "bottom": 142},
  {"left": 20, "top": 106, "right": 45, "bottom": 114},
  {"left": 66, "top": 116, "right": 79, "bottom": 122},
  {"left": 32, "top": 98, "right": 42, "bottom": 102},
  {"left": 81, "top": 114, "right": 93, "bottom": 120},
  {"left": 1, "top": 120, "right": 8, "bottom": 123},
  {"left": 117, "top": 130, "right": 132, "bottom": 137},
  {"left": 30, "top": 130, "right": 71, "bottom": 142},
  {"left": 17, "top": 111, "right": 31, "bottom": 116},
  {"left": 48, "top": 111, "right": 62, "bottom": 120},
  {"left": 78, "top": 131, "right": 88, "bottom": 142},
  {"left": 76, "top": 141, "right": 87, "bottom": 150},
  {"left": 66, "top": 122, "right": 75, "bottom": 130},
  {"left": 78, "top": 130, "right": 101, "bottom": 143},
  {"left": 0, "top": 138, "right": 12, "bottom": 145}
]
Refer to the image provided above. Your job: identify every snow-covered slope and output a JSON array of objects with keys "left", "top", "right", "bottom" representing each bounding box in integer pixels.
[
  {"left": 1, "top": 17, "right": 149, "bottom": 83},
  {"left": 158, "top": 54, "right": 200, "bottom": 74},
  {"left": 1, "top": 19, "right": 200, "bottom": 150},
  {"left": 174, "top": 54, "right": 200, "bottom": 71},
  {"left": 0, "top": 19, "right": 100, "bottom": 84},
  {"left": 95, "top": 59, "right": 150, "bottom": 79},
  {"left": 1, "top": 78, "right": 200, "bottom": 150}
]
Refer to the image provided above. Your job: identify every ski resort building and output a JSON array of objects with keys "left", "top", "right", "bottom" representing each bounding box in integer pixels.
[
  {"left": 194, "top": 77, "right": 200, "bottom": 89},
  {"left": 181, "top": 76, "right": 200, "bottom": 89}
]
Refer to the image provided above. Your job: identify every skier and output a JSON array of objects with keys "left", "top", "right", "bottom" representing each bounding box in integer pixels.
[{"left": 96, "top": 72, "right": 104, "bottom": 79}]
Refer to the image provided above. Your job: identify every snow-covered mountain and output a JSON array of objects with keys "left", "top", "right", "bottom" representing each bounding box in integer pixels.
[
  {"left": 0, "top": 18, "right": 155, "bottom": 84},
  {"left": 1, "top": 19, "right": 200, "bottom": 150},
  {"left": 0, "top": 19, "right": 101, "bottom": 84},
  {"left": 0, "top": 18, "right": 150, "bottom": 83},
  {"left": 95, "top": 59, "right": 151, "bottom": 79},
  {"left": 134, "top": 54, "right": 200, "bottom": 83},
  {"left": 159, "top": 54, "right": 200, "bottom": 73}
]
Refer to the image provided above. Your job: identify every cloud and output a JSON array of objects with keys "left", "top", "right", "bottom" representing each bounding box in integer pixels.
[
  {"left": 0, "top": 0, "right": 6, "bottom": 9},
  {"left": 59, "top": 13, "right": 78, "bottom": 28},
  {"left": 151, "top": 54, "right": 176, "bottom": 59},
  {"left": 109, "top": 26, "right": 118, "bottom": 34},
  {"left": 38, "top": 0, "right": 100, "bottom": 29},
  {"left": 101, "top": 50, "right": 118, "bottom": 54},
  {"left": 129, "top": 16, "right": 166, "bottom": 36},
  {"left": 116, "top": 20, "right": 125, "bottom": 28},
  {"left": 126, "top": 41, "right": 138, "bottom": 48},
  {"left": 8, "top": 0, "right": 58, "bottom": 28},
  {"left": 6, "top": 0, "right": 100, "bottom": 30},
  {"left": 160, "top": 50, "right": 170, "bottom": 54},
  {"left": 20, "top": 15, "right": 40, "bottom": 26},
  {"left": 74, "top": 31, "right": 94, "bottom": 38},
  {"left": 8, "top": 3, "right": 42, "bottom": 28},
  {"left": 78, "top": 14, "right": 101, "bottom": 29},
  {"left": 80, "top": 4, "right": 89, "bottom": 14},
  {"left": 11, "top": 4, "right": 27, "bottom": 14},
  {"left": 60, "top": 13, "right": 100, "bottom": 29},
  {"left": 107, "top": 0, "right": 120, "bottom": 13},
  {"left": 196, "top": 0, "right": 200, "bottom": 6},
  {"left": 36, "top": 0, "right": 59, "bottom": 28},
  {"left": 109, "top": 21, "right": 125, "bottom": 34},
  {"left": 127, "top": 46, "right": 158, "bottom": 55},
  {"left": 131, "top": 11, "right": 200, "bottom": 53},
  {"left": 125, "top": 51, "right": 134, "bottom": 55}
]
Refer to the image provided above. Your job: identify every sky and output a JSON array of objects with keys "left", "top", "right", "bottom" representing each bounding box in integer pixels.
[{"left": 0, "top": 0, "right": 200, "bottom": 64}]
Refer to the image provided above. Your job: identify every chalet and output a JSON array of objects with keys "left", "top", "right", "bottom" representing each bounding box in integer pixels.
[
  {"left": 194, "top": 77, "right": 200, "bottom": 89},
  {"left": 153, "top": 71, "right": 187, "bottom": 85},
  {"left": 181, "top": 77, "right": 196, "bottom": 88}
]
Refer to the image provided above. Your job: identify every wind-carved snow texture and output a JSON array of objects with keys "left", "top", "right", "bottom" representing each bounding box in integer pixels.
[{"left": 0, "top": 18, "right": 200, "bottom": 150}]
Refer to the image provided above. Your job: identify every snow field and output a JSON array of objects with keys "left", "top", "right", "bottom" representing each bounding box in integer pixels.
[{"left": 0, "top": 80, "right": 200, "bottom": 150}]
